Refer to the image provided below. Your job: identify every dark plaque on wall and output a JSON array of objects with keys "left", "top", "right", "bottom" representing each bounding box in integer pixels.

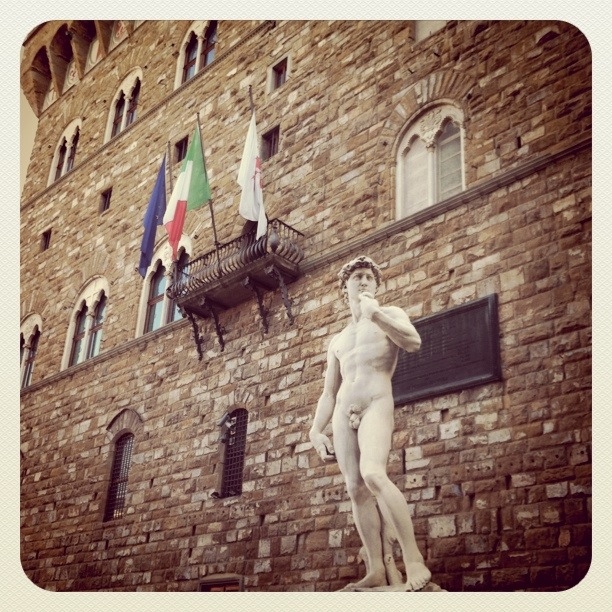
[{"left": 392, "top": 294, "right": 502, "bottom": 405}]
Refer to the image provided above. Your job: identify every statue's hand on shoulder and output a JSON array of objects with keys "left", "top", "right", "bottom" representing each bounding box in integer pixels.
[{"left": 309, "top": 431, "right": 336, "bottom": 461}]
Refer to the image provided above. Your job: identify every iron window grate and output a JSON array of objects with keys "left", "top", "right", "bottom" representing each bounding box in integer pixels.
[
  {"left": 103, "top": 433, "right": 134, "bottom": 521},
  {"left": 220, "top": 409, "right": 248, "bottom": 498}
]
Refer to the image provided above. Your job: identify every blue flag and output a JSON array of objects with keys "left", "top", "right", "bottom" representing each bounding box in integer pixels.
[{"left": 139, "top": 155, "right": 167, "bottom": 277}]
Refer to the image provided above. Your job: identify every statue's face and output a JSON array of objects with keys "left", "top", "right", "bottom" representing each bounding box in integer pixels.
[{"left": 345, "top": 267, "right": 377, "bottom": 302}]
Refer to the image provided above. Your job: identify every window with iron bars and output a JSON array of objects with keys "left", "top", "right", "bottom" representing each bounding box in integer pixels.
[
  {"left": 215, "top": 408, "right": 248, "bottom": 498},
  {"left": 103, "top": 432, "right": 135, "bottom": 521}
]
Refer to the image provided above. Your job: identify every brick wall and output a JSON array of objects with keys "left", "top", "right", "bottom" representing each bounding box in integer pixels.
[{"left": 20, "top": 20, "right": 591, "bottom": 591}]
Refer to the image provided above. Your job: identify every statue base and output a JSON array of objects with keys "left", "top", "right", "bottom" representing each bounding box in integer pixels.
[{"left": 338, "top": 581, "right": 446, "bottom": 592}]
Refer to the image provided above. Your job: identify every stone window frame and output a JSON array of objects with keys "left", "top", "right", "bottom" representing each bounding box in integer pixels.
[
  {"left": 174, "top": 20, "right": 218, "bottom": 89},
  {"left": 267, "top": 55, "right": 290, "bottom": 93},
  {"left": 20, "top": 313, "right": 43, "bottom": 388},
  {"left": 136, "top": 237, "right": 192, "bottom": 337},
  {"left": 261, "top": 125, "right": 280, "bottom": 161},
  {"left": 48, "top": 118, "right": 82, "bottom": 185},
  {"left": 40, "top": 228, "right": 52, "bottom": 252},
  {"left": 61, "top": 276, "right": 110, "bottom": 370},
  {"left": 99, "top": 187, "right": 112, "bottom": 213},
  {"left": 104, "top": 68, "right": 143, "bottom": 142},
  {"left": 395, "top": 102, "right": 466, "bottom": 220},
  {"left": 102, "top": 408, "right": 144, "bottom": 522}
]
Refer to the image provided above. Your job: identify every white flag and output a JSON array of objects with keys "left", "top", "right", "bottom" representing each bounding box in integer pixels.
[{"left": 237, "top": 113, "right": 267, "bottom": 239}]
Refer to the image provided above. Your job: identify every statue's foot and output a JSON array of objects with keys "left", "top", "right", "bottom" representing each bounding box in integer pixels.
[
  {"left": 339, "top": 570, "right": 387, "bottom": 591},
  {"left": 404, "top": 562, "right": 432, "bottom": 591}
]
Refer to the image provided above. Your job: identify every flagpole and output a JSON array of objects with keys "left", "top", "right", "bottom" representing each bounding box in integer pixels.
[
  {"left": 196, "top": 112, "right": 220, "bottom": 250},
  {"left": 248, "top": 85, "right": 255, "bottom": 115}
]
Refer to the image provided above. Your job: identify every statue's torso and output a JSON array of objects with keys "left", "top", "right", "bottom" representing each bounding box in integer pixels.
[{"left": 333, "top": 314, "right": 398, "bottom": 411}]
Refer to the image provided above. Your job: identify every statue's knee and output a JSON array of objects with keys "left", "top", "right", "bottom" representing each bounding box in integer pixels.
[
  {"left": 346, "top": 479, "right": 369, "bottom": 502},
  {"left": 362, "top": 470, "right": 388, "bottom": 495}
]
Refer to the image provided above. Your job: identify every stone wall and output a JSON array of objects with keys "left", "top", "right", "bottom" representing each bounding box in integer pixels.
[{"left": 20, "top": 20, "right": 591, "bottom": 591}]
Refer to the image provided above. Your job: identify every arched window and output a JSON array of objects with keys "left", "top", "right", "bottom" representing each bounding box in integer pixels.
[
  {"left": 103, "top": 432, "right": 135, "bottom": 521},
  {"left": 62, "top": 277, "right": 110, "bottom": 370},
  {"left": 217, "top": 408, "right": 248, "bottom": 498},
  {"left": 137, "top": 239, "right": 192, "bottom": 337},
  {"left": 21, "top": 327, "right": 40, "bottom": 388},
  {"left": 200, "top": 21, "right": 217, "bottom": 68},
  {"left": 396, "top": 104, "right": 465, "bottom": 219},
  {"left": 125, "top": 79, "right": 140, "bottom": 127},
  {"left": 169, "top": 249, "right": 190, "bottom": 322},
  {"left": 182, "top": 33, "right": 198, "bottom": 83},
  {"left": 65, "top": 128, "right": 79, "bottom": 173},
  {"left": 436, "top": 120, "right": 462, "bottom": 201},
  {"left": 144, "top": 263, "right": 167, "bottom": 333},
  {"left": 54, "top": 138, "right": 67, "bottom": 181},
  {"left": 49, "top": 119, "right": 82, "bottom": 185},
  {"left": 87, "top": 293, "right": 107, "bottom": 359},
  {"left": 69, "top": 302, "right": 88, "bottom": 367},
  {"left": 175, "top": 21, "right": 219, "bottom": 89},
  {"left": 111, "top": 92, "right": 125, "bottom": 138},
  {"left": 105, "top": 70, "right": 143, "bottom": 142},
  {"left": 20, "top": 314, "right": 42, "bottom": 388}
]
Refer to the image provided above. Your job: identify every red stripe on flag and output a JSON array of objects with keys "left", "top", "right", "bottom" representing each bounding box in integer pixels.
[{"left": 164, "top": 199, "right": 187, "bottom": 260}]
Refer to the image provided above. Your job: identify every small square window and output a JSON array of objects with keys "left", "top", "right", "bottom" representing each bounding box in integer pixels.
[
  {"left": 271, "top": 58, "right": 288, "bottom": 90},
  {"left": 175, "top": 137, "right": 188, "bottom": 164},
  {"left": 261, "top": 127, "right": 280, "bottom": 161},
  {"left": 100, "top": 188, "right": 112, "bottom": 213},
  {"left": 40, "top": 229, "right": 52, "bottom": 252}
]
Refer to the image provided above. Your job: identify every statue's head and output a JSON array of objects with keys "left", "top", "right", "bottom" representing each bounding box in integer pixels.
[{"left": 338, "top": 255, "right": 382, "bottom": 300}]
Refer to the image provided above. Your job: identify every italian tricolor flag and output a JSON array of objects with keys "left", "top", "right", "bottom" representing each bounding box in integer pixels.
[{"left": 163, "top": 124, "right": 211, "bottom": 260}]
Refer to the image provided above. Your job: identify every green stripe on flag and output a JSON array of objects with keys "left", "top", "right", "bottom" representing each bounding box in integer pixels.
[{"left": 182, "top": 127, "right": 211, "bottom": 210}]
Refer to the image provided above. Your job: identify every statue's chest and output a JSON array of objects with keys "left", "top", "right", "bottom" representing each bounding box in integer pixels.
[{"left": 337, "top": 320, "right": 386, "bottom": 357}]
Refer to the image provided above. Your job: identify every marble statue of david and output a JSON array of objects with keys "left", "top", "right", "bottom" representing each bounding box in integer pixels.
[{"left": 309, "top": 256, "right": 431, "bottom": 591}]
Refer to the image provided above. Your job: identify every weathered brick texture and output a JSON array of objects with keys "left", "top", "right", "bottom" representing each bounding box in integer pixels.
[{"left": 21, "top": 20, "right": 590, "bottom": 591}]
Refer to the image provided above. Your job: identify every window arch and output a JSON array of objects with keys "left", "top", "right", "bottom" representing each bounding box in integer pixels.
[
  {"left": 175, "top": 21, "right": 218, "bottom": 88},
  {"left": 49, "top": 119, "right": 81, "bottom": 184},
  {"left": 20, "top": 314, "right": 42, "bottom": 388},
  {"left": 216, "top": 408, "right": 248, "bottom": 498},
  {"left": 396, "top": 103, "right": 465, "bottom": 219},
  {"left": 104, "top": 69, "right": 143, "bottom": 142},
  {"left": 62, "top": 277, "right": 109, "bottom": 369},
  {"left": 136, "top": 237, "right": 192, "bottom": 337}
]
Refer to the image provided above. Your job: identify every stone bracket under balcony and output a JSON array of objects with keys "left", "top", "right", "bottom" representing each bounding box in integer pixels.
[{"left": 167, "top": 219, "right": 304, "bottom": 359}]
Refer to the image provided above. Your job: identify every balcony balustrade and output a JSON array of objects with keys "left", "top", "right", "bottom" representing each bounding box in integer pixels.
[{"left": 167, "top": 219, "right": 305, "bottom": 357}]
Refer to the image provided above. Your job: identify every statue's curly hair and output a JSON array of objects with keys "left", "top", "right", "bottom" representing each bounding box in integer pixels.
[{"left": 338, "top": 256, "right": 382, "bottom": 297}]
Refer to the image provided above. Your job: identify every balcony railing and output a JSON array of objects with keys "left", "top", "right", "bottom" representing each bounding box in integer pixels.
[{"left": 168, "top": 218, "right": 305, "bottom": 357}]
